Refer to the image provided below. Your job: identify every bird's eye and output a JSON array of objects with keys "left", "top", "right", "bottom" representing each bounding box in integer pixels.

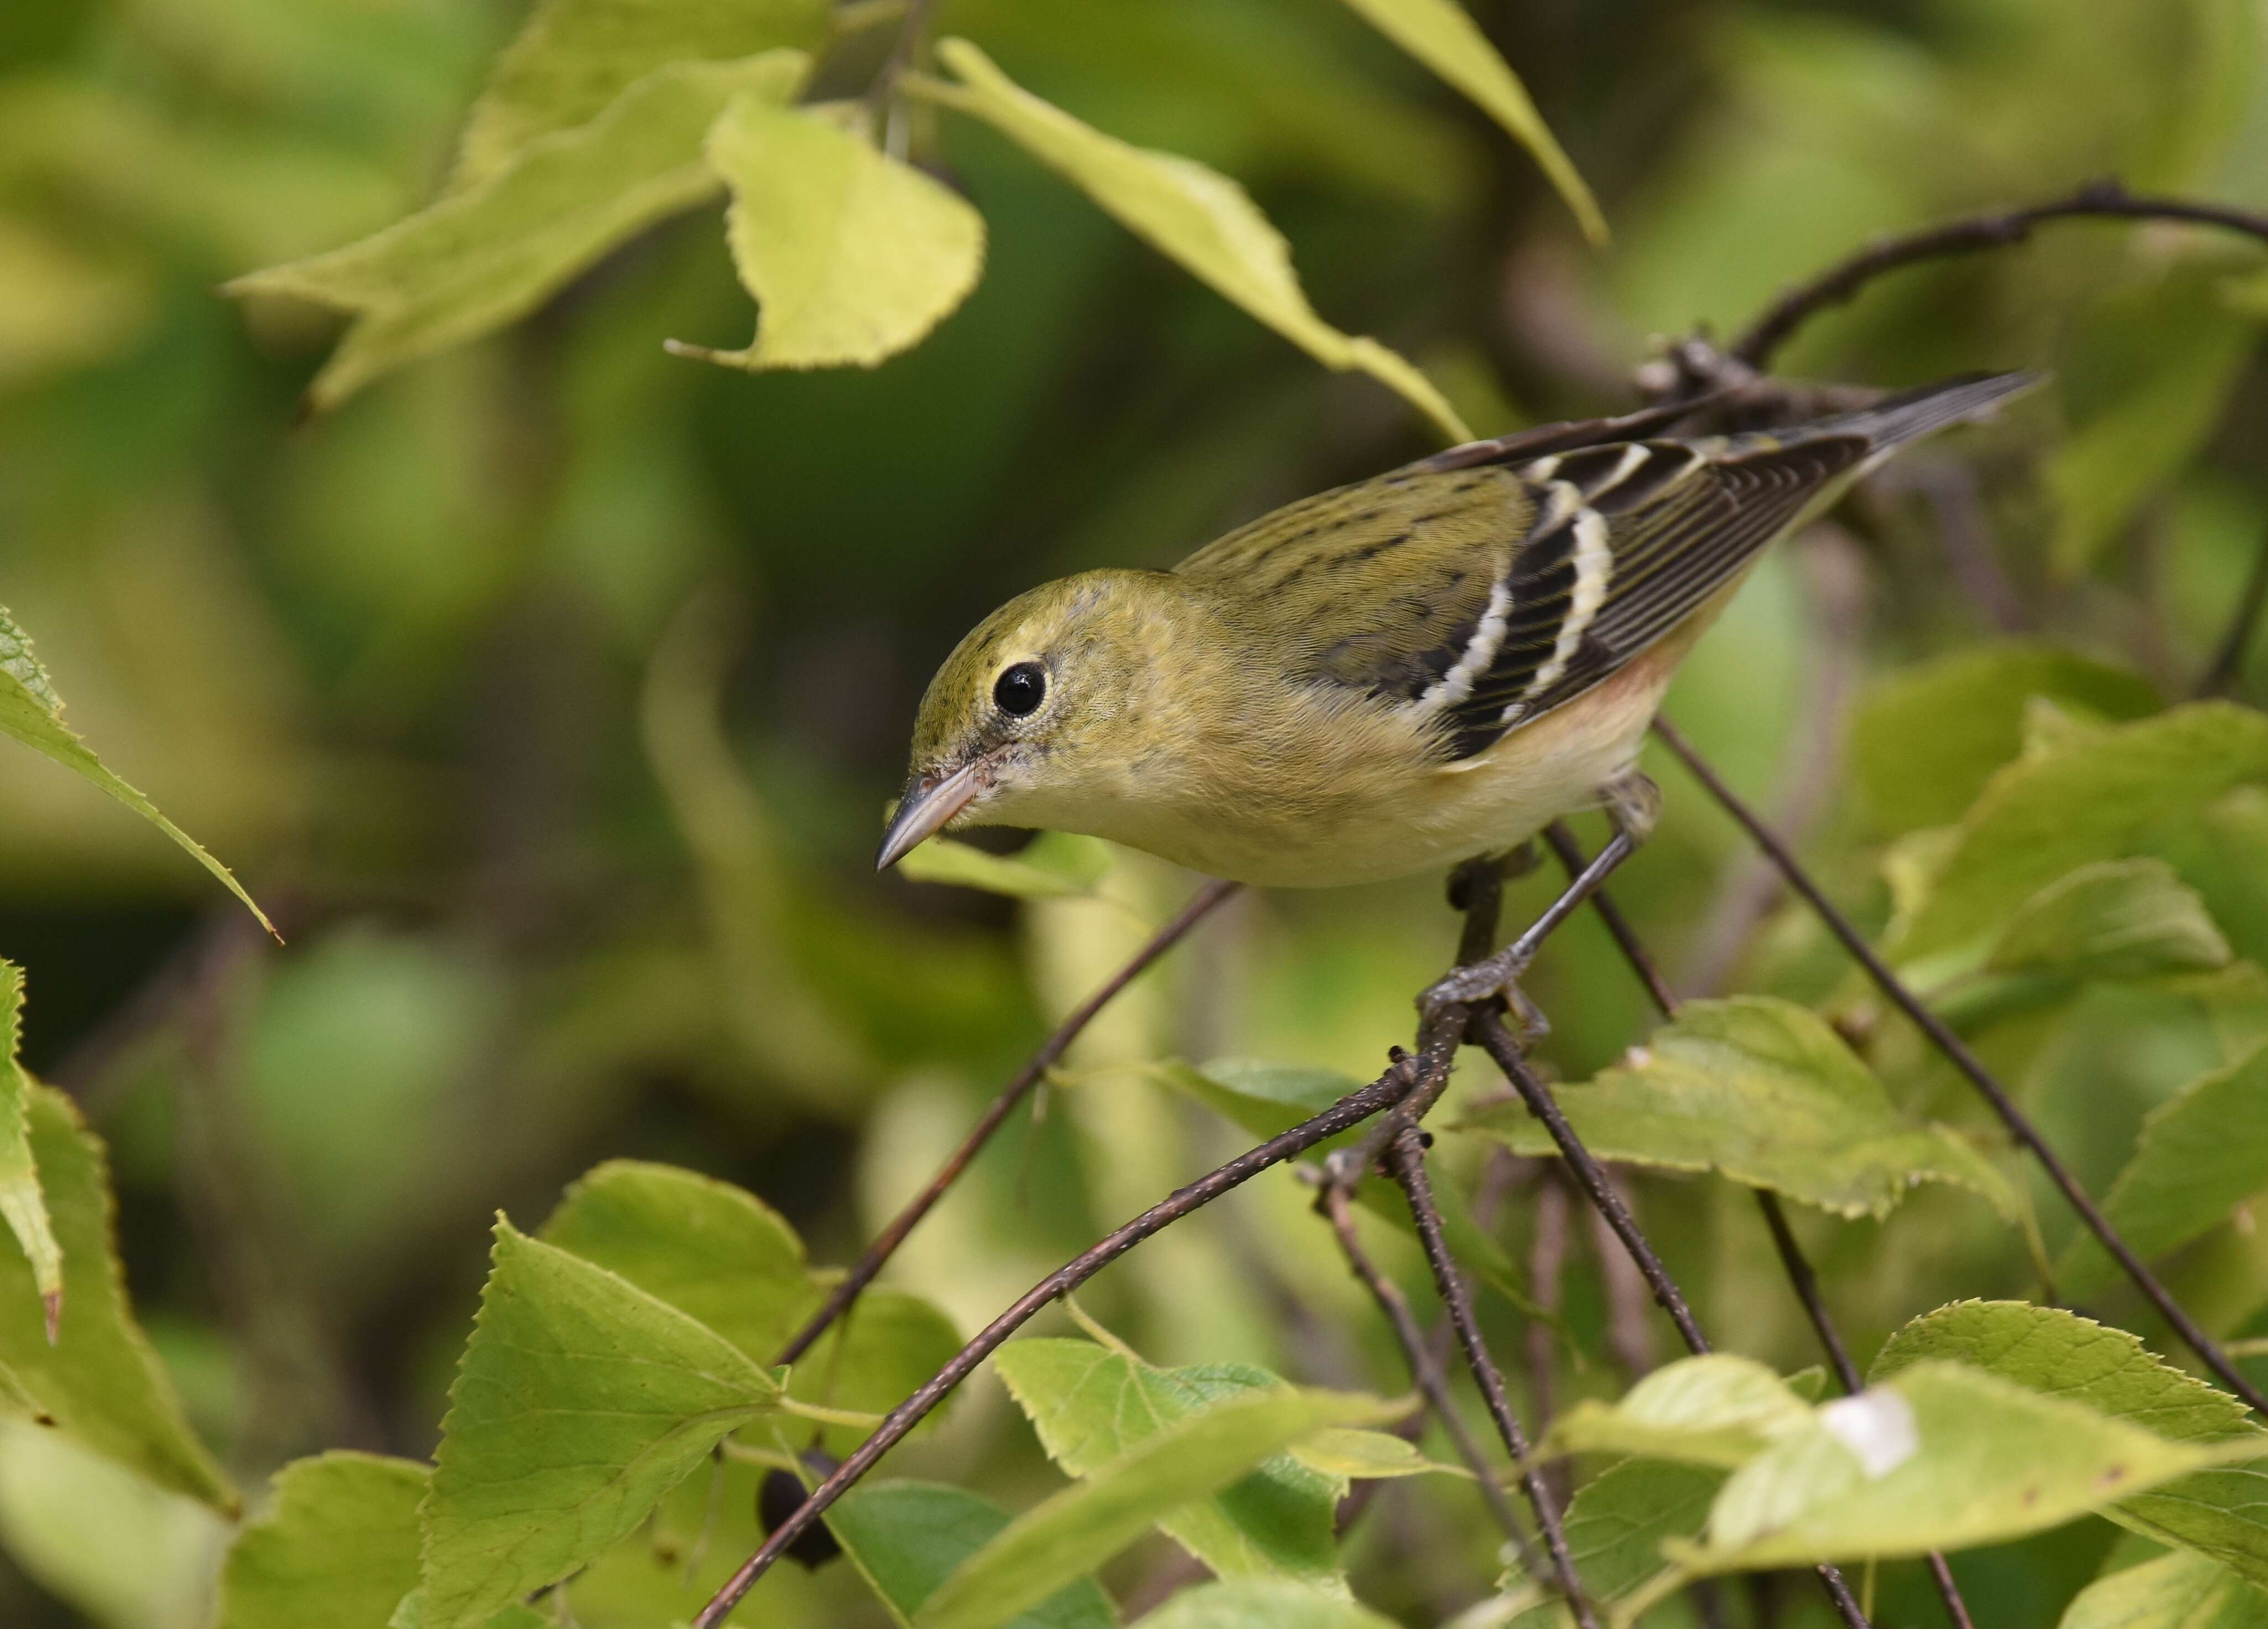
[{"left": 992, "top": 661, "right": 1047, "bottom": 717}]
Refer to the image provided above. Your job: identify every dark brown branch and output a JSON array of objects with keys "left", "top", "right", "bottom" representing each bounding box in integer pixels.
[
  {"left": 694, "top": 1041, "right": 1429, "bottom": 1627},
  {"left": 1731, "top": 178, "right": 2268, "bottom": 369},
  {"left": 1552, "top": 832, "right": 1976, "bottom": 1629},
  {"left": 1651, "top": 716, "right": 2268, "bottom": 1415},
  {"left": 1384, "top": 1133, "right": 1596, "bottom": 1628},
  {"left": 1471, "top": 1010, "right": 1871, "bottom": 1628},
  {"left": 776, "top": 879, "right": 1237, "bottom": 1365},
  {"left": 1474, "top": 1013, "right": 1710, "bottom": 1353},
  {"left": 1318, "top": 1174, "right": 1555, "bottom": 1593},
  {"left": 2197, "top": 520, "right": 2268, "bottom": 698}
]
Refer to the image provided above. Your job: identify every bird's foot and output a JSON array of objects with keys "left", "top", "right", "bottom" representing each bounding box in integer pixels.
[{"left": 1417, "top": 945, "right": 1549, "bottom": 1039}]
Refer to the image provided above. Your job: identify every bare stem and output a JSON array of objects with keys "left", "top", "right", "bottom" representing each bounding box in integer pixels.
[
  {"left": 1730, "top": 178, "right": 2268, "bottom": 369},
  {"left": 1384, "top": 1133, "right": 1598, "bottom": 1628},
  {"left": 776, "top": 879, "right": 1237, "bottom": 1365},
  {"left": 1469, "top": 1010, "right": 1870, "bottom": 1627},
  {"left": 1651, "top": 715, "right": 2268, "bottom": 1414},
  {"left": 694, "top": 1041, "right": 1428, "bottom": 1626},
  {"left": 1318, "top": 1176, "right": 1554, "bottom": 1592}
]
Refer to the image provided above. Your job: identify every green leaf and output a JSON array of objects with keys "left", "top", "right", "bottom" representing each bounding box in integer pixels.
[
  {"left": 918, "top": 39, "right": 1471, "bottom": 443},
  {"left": 448, "top": 0, "right": 829, "bottom": 189},
  {"left": 538, "top": 1159, "right": 961, "bottom": 1450},
  {"left": 1850, "top": 643, "right": 2162, "bottom": 836},
  {"left": 0, "top": 1418, "right": 230, "bottom": 1629},
  {"left": 1288, "top": 1428, "right": 1468, "bottom": 1481},
  {"left": 1543, "top": 1355, "right": 1814, "bottom": 1469},
  {"left": 1456, "top": 996, "right": 2017, "bottom": 1220},
  {"left": 825, "top": 1480, "right": 1115, "bottom": 1629},
  {"left": 1678, "top": 1361, "right": 2258, "bottom": 1575},
  {"left": 1873, "top": 1300, "right": 2268, "bottom": 1586},
  {"left": 893, "top": 833, "right": 1114, "bottom": 900},
  {"left": 412, "top": 1220, "right": 784, "bottom": 1629},
  {"left": 2047, "top": 267, "right": 2264, "bottom": 574},
  {"left": 539, "top": 1158, "right": 814, "bottom": 1361},
  {"left": 1505, "top": 1459, "right": 1722, "bottom": 1628},
  {"left": 672, "top": 99, "right": 985, "bottom": 370},
  {"left": 1137, "top": 1580, "right": 1403, "bottom": 1629},
  {"left": 2057, "top": 1044, "right": 2268, "bottom": 1298},
  {"left": 993, "top": 1337, "right": 1345, "bottom": 1591},
  {"left": 0, "top": 605, "right": 272, "bottom": 935},
  {"left": 229, "top": 53, "right": 808, "bottom": 410},
  {"left": 216, "top": 1452, "right": 426, "bottom": 1629},
  {"left": 1329, "top": 0, "right": 1604, "bottom": 243},
  {"left": 2058, "top": 1549, "right": 2268, "bottom": 1629},
  {"left": 0, "top": 965, "right": 58, "bottom": 1340},
  {"left": 1985, "top": 859, "right": 2231, "bottom": 983},
  {"left": 0, "top": 1085, "right": 231, "bottom": 1511},
  {"left": 1895, "top": 704, "right": 2268, "bottom": 962},
  {"left": 913, "top": 1385, "right": 1395, "bottom": 1629}
]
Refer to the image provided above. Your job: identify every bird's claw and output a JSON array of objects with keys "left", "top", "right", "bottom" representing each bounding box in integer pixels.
[{"left": 1416, "top": 946, "right": 1549, "bottom": 1039}]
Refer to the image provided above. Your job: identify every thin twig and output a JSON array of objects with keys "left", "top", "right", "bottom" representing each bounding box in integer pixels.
[
  {"left": 1471, "top": 1011, "right": 1872, "bottom": 1628},
  {"left": 1385, "top": 1133, "right": 1597, "bottom": 1628},
  {"left": 776, "top": 879, "right": 1237, "bottom": 1365},
  {"left": 1474, "top": 1015, "right": 1708, "bottom": 1352},
  {"left": 1318, "top": 1176, "right": 1553, "bottom": 1590},
  {"left": 1731, "top": 178, "right": 2268, "bottom": 369},
  {"left": 2197, "top": 520, "right": 2268, "bottom": 697},
  {"left": 1651, "top": 715, "right": 2268, "bottom": 1415},
  {"left": 861, "top": 0, "right": 942, "bottom": 115},
  {"left": 1552, "top": 831, "right": 1976, "bottom": 1629},
  {"left": 694, "top": 1044, "right": 1430, "bottom": 1626}
]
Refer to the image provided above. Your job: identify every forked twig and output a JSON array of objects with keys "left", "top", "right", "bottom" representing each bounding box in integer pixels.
[
  {"left": 776, "top": 879, "right": 1237, "bottom": 1365},
  {"left": 1318, "top": 1174, "right": 1558, "bottom": 1597},
  {"left": 694, "top": 1042, "right": 1430, "bottom": 1625},
  {"left": 1651, "top": 716, "right": 2268, "bottom": 1415},
  {"left": 1385, "top": 1133, "right": 1596, "bottom": 1627},
  {"left": 1471, "top": 1010, "right": 1873, "bottom": 1628}
]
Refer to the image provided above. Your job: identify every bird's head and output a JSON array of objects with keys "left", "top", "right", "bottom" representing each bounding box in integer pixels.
[{"left": 877, "top": 569, "right": 1178, "bottom": 869}]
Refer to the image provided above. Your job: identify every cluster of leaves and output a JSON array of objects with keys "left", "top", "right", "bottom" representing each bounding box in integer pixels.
[{"left": 229, "top": 0, "right": 1600, "bottom": 432}]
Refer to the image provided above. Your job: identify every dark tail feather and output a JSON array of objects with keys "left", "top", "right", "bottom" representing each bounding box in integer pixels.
[{"left": 1828, "top": 370, "right": 2043, "bottom": 453}]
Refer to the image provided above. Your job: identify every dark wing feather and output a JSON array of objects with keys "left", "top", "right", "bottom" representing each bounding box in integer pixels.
[{"left": 1437, "top": 434, "right": 1870, "bottom": 760}]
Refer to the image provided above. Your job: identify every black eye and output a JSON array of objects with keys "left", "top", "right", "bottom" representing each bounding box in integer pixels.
[{"left": 993, "top": 661, "right": 1047, "bottom": 717}]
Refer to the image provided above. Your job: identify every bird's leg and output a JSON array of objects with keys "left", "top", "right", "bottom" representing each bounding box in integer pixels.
[{"left": 1419, "top": 769, "right": 1660, "bottom": 1029}]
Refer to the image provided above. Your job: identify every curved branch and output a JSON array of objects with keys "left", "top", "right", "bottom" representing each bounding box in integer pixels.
[{"left": 1730, "top": 178, "right": 2268, "bottom": 369}]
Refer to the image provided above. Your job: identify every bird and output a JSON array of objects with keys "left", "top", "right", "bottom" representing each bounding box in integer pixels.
[{"left": 877, "top": 372, "right": 2034, "bottom": 1010}]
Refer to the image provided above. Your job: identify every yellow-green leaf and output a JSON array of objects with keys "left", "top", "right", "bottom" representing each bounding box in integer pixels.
[
  {"left": 892, "top": 833, "right": 1111, "bottom": 900},
  {"left": 0, "top": 606, "right": 272, "bottom": 936},
  {"left": 1457, "top": 996, "right": 2018, "bottom": 1221},
  {"left": 449, "top": 0, "right": 830, "bottom": 189},
  {"left": 0, "top": 965, "right": 58, "bottom": 1341},
  {"left": 0, "top": 1086, "right": 233, "bottom": 1511},
  {"left": 230, "top": 53, "right": 807, "bottom": 410},
  {"left": 914, "top": 1386, "right": 1395, "bottom": 1629},
  {"left": 2058, "top": 1549, "right": 2268, "bottom": 1629},
  {"left": 673, "top": 100, "right": 985, "bottom": 370},
  {"left": 1330, "top": 0, "right": 1604, "bottom": 243},
  {"left": 917, "top": 39, "right": 1470, "bottom": 443}
]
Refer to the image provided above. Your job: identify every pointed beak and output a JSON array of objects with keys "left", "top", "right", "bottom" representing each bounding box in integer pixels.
[{"left": 876, "top": 759, "right": 990, "bottom": 871}]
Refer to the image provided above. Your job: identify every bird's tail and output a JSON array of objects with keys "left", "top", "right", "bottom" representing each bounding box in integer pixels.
[{"left": 1822, "top": 370, "right": 2042, "bottom": 459}]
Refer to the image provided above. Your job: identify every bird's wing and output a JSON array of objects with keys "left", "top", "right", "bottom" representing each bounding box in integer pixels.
[
  {"left": 1428, "top": 431, "right": 1871, "bottom": 759},
  {"left": 1173, "top": 465, "right": 1530, "bottom": 706}
]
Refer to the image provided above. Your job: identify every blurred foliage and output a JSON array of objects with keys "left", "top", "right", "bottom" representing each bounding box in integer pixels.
[{"left": 1, "top": 0, "right": 2267, "bottom": 1625}]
